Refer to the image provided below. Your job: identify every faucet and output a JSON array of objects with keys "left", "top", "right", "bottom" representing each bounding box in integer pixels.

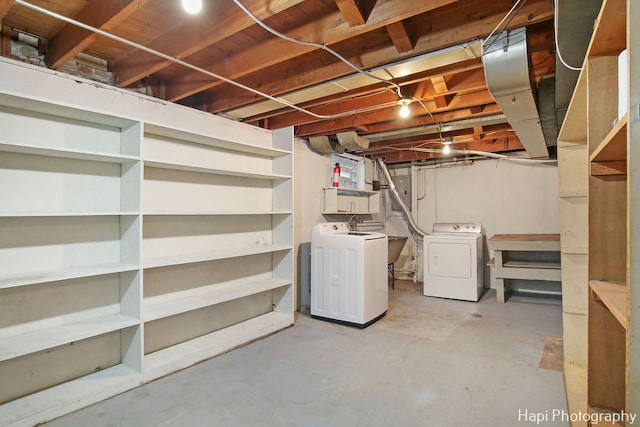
[{"left": 347, "top": 215, "right": 360, "bottom": 231}]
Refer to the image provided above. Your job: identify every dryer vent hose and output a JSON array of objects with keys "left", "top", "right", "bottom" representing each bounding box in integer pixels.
[{"left": 376, "top": 158, "right": 428, "bottom": 241}]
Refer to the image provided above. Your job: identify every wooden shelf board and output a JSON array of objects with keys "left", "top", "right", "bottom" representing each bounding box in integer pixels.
[
  {"left": 561, "top": 246, "right": 588, "bottom": 255},
  {"left": 144, "top": 278, "right": 291, "bottom": 321},
  {"left": 491, "top": 257, "right": 563, "bottom": 270},
  {"left": 589, "top": 280, "right": 628, "bottom": 329},
  {"left": 493, "top": 266, "right": 562, "bottom": 281},
  {"left": 1, "top": 364, "right": 141, "bottom": 427},
  {"left": 587, "top": 0, "right": 627, "bottom": 59},
  {"left": 0, "top": 140, "right": 139, "bottom": 163},
  {"left": 503, "top": 260, "right": 561, "bottom": 270},
  {"left": 0, "top": 92, "right": 138, "bottom": 129},
  {"left": 323, "top": 187, "right": 378, "bottom": 195},
  {"left": 144, "top": 159, "right": 291, "bottom": 180},
  {"left": 590, "top": 114, "right": 627, "bottom": 163},
  {"left": 0, "top": 212, "right": 139, "bottom": 217},
  {"left": 143, "top": 311, "right": 293, "bottom": 380},
  {"left": 0, "top": 263, "right": 140, "bottom": 289},
  {"left": 142, "top": 244, "right": 292, "bottom": 269},
  {"left": 489, "top": 234, "right": 561, "bottom": 242},
  {"left": 0, "top": 314, "right": 139, "bottom": 362},
  {"left": 559, "top": 189, "right": 588, "bottom": 198},
  {"left": 488, "top": 234, "right": 560, "bottom": 251},
  {"left": 322, "top": 211, "right": 375, "bottom": 215},
  {"left": 590, "top": 161, "right": 626, "bottom": 176},
  {"left": 144, "top": 124, "right": 291, "bottom": 158},
  {"left": 142, "top": 211, "right": 293, "bottom": 216}
]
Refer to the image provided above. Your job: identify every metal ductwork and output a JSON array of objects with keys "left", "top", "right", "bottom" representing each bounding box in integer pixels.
[{"left": 483, "top": 28, "right": 550, "bottom": 159}]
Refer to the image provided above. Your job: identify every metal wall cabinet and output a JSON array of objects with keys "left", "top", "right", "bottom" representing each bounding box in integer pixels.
[
  {"left": 558, "top": 0, "right": 638, "bottom": 424},
  {"left": 0, "top": 57, "right": 294, "bottom": 426}
]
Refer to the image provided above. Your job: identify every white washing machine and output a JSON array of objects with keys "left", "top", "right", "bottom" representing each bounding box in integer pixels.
[
  {"left": 311, "top": 222, "right": 388, "bottom": 328},
  {"left": 423, "top": 223, "right": 484, "bottom": 301}
]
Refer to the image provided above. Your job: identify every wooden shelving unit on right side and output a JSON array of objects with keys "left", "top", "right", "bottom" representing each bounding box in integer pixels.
[{"left": 559, "top": 0, "right": 639, "bottom": 424}]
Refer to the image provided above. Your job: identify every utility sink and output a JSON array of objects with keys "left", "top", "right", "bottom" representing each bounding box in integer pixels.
[{"left": 388, "top": 236, "right": 407, "bottom": 264}]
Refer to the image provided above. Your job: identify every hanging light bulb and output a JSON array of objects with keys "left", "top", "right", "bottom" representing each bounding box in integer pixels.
[
  {"left": 181, "top": 0, "right": 203, "bottom": 14},
  {"left": 398, "top": 98, "right": 412, "bottom": 118},
  {"left": 442, "top": 136, "right": 453, "bottom": 154}
]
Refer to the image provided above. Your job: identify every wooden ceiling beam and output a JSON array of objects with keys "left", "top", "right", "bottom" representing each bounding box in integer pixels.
[
  {"left": 0, "top": 24, "right": 10, "bottom": 56},
  {"left": 432, "top": 96, "right": 449, "bottom": 109},
  {"left": 368, "top": 137, "right": 524, "bottom": 163},
  {"left": 472, "top": 125, "right": 484, "bottom": 140},
  {"left": 385, "top": 21, "right": 414, "bottom": 53},
  {"left": 112, "top": 0, "right": 305, "bottom": 87},
  {"left": 164, "top": 0, "right": 459, "bottom": 101},
  {"left": 247, "top": 68, "right": 488, "bottom": 129},
  {"left": 365, "top": 125, "right": 516, "bottom": 149},
  {"left": 46, "top": 0, "right": 150, "bottom": 69},
  {"left": 359, "top": 103, "right": 503, "bottom": 135},
  {"left": 0, "top": 1, "right": 13, "bottom": 21},
  {"left": 195, "top": 0, "right": 551, "bottom": 112},
  {"left": 215, "top": 58, "right": 487, "bottom": 121},
  {"left": 315, "top": 103, "right": 501, "bottom": 137},
  {"left": 335, "top": 0, "right": 377, "bottom": 26},
  {"left": 431, "top": 76, "right": 448, "bottom": 93},
  {"left": 431, "top": 75, "right": 449, "bottom": 108},
  {"left": 295, "top": 90, "right": 496, "bottom": 137}
]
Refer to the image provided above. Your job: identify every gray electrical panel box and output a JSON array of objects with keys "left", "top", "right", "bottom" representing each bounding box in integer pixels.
[{"left": 391, "top": 174, "right": 411, "bottom": 211}]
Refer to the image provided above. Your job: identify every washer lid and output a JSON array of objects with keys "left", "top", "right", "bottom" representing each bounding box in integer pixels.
[
  {"left": 347, "top": 231, "right": 387, "bottom": 240},
  {"left": 432, "top": 223, "right": 482, "bottom": 234},
  {"left": 314, "top": 222, "right": 350, "bottom": 234}
]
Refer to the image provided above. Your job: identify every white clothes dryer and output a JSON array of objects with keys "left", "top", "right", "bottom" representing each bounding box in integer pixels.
[
  {"left": 311, "top": 222, "right": 388, "bottom": 327},
  {"left": 423, "top": 223, "right": 484, "bottom": 301}
]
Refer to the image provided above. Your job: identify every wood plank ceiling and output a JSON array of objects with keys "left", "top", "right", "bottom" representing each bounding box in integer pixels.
[{"left": 0, "top": 0, "right": 556, "bottom": 163}]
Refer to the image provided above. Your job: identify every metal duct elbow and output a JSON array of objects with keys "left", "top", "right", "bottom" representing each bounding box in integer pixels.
[
  {"left": 483, "top": 27, "right": 550, "bottom": 159},
  {"left": 376, "top": 158, "right": 427, "bottom": 239}
]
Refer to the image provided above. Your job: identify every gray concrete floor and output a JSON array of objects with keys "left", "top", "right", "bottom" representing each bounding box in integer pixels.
[{"left": 45, "top": 281, "right": 568, "bottom": 426}]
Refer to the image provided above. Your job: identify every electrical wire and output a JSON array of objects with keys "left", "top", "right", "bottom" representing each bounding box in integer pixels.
[
  {"left": 482, "top": 0, "right": 527, "bottom": 54},
  {"left": 231, "top": 0, "right": 404, "bottom": 99},
  {"left": 412, "top": 97, "right": 443, "bottom": 142},
  {"left": 552, "top": 0, "right": 582, "bottom": 71},
  {"left": 17, "top": 0, "right": 559, "bottom": 164},
  {"left": 483, "top": 0, "right": 524, "bottom": 47},
  {"left": 366, "top": 145, "right": 557, "bottom": 164},
  {"left": 14, "top": 0, "right": 399, "bottom": 120}
]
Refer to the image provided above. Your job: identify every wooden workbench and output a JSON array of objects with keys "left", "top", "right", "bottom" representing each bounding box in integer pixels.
[{"left": 488, "top": 234, "right": 561, "bottom": 303}]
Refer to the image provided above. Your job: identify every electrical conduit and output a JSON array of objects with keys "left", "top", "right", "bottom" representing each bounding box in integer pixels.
[{"left": 376, "top": 158, "right": 428, "bottom": 241}]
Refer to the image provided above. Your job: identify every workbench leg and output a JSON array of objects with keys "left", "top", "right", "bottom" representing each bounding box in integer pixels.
[{"left": 496, "top": 278, "right": 506, "bottom": 303}]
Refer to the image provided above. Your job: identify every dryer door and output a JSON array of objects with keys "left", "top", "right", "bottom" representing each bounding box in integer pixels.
[{"left": 426, "top": 241, "right": 472, "bottom": 279}]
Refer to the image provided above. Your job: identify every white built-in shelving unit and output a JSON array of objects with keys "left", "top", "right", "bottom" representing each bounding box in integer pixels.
[{"left": 0, "top": 57, "right": 294, "bottom": 426}]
